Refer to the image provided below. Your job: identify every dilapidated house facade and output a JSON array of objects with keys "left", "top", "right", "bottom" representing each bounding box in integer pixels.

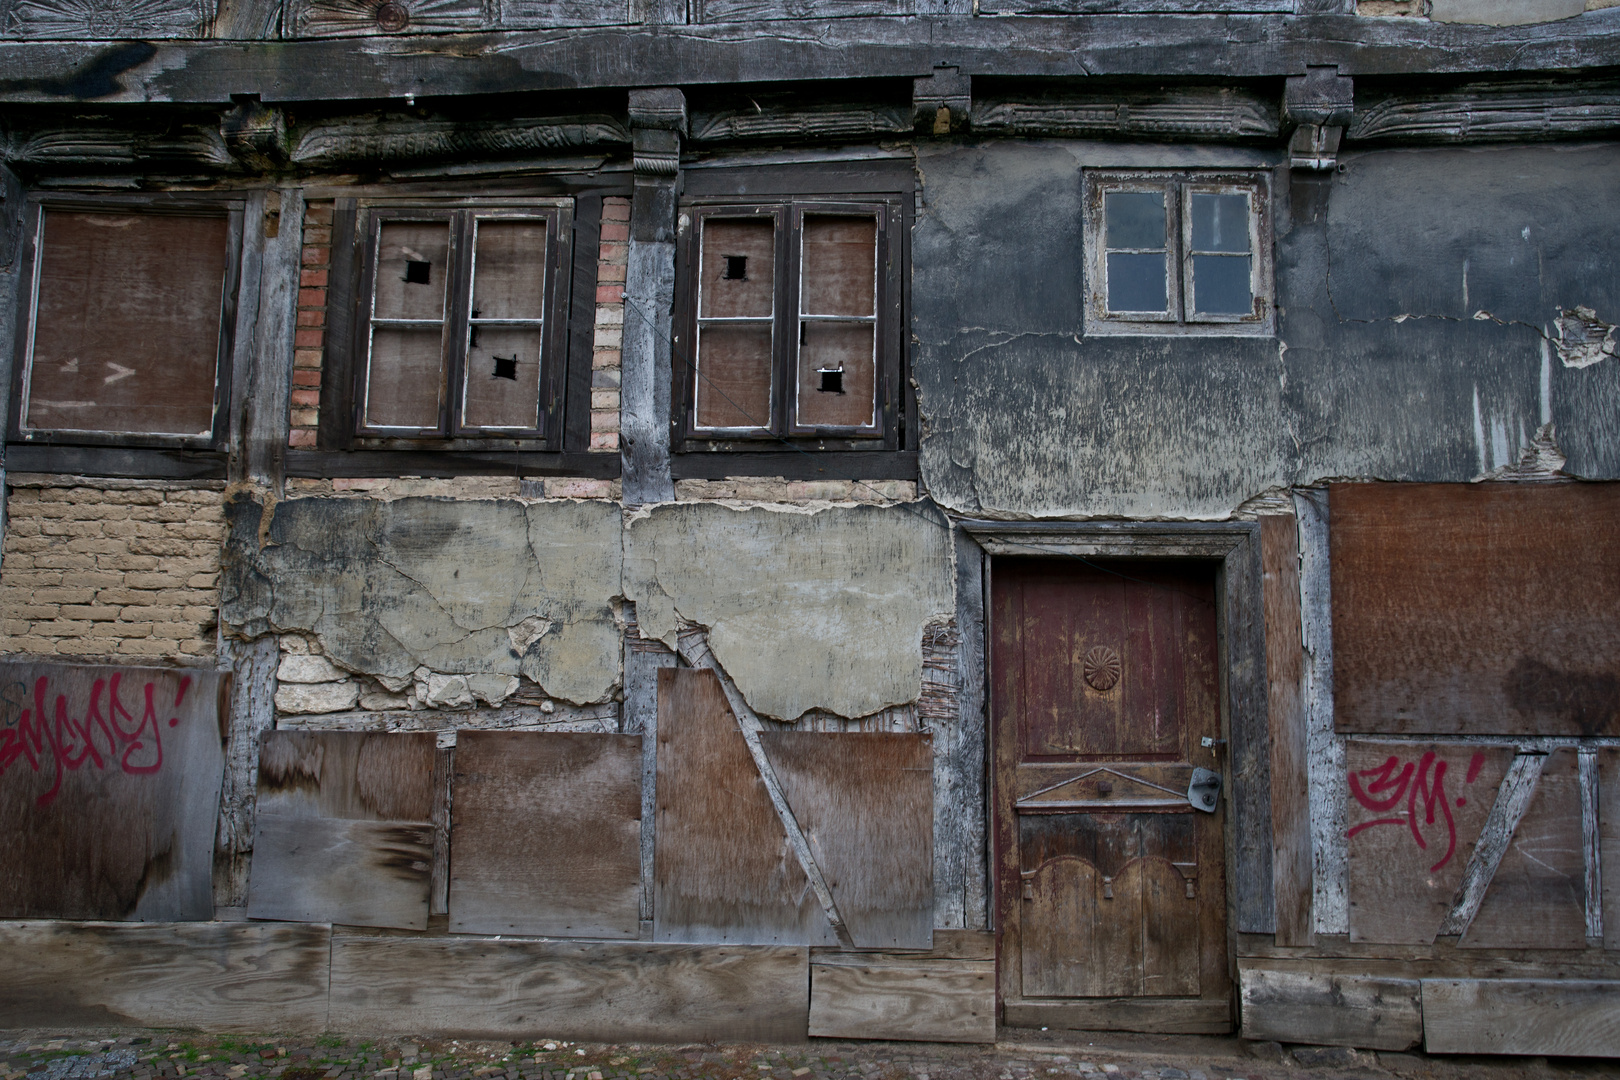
[{"left": 0, "top": 0, "right": 1617, "bottom": 1055}]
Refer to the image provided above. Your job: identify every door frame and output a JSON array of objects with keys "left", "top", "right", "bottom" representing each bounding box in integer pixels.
[{"left": 957, "top": 519, "right": 1273, "bottom": 1031}]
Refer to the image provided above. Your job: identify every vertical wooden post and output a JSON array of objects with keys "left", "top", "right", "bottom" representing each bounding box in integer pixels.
[{"left": 1262, "top": 511, "right": 1313, "bottom": 946}]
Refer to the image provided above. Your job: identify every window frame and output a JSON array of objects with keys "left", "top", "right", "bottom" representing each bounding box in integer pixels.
[
  {"left": 1083, "top": 170, "right": 1273, "bottom": 338},
  {"left": 8, "top": 193, "right": 245, "bottom": 452}
]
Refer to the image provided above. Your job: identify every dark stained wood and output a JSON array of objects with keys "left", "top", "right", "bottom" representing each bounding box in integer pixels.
[
  {"left": 655, "top": 668, "right": 834, "bottom": 946},
  {"left": 1002, "top": 998, "right": 1230, "bottom": 1035},
  {"left": 214, "top": 636, "right": 279, "bottom": 910},
  {"left": 1421, "top": 978, "right": 1620, "bottom": 1056},
  {"left": 0, "top": 920, "right": 330, "bottom": 1031},
  {"left": 1330, "top": 482, "right": 1620, "bottom": 736},
  {"left": 759, "top": 731, "right": 932, "bottom": 950},
  {"left": 450, "top": 732, "right": 642, "bottom": 939},
  {"left": 1345, "top": 739, "right": 1511, "bottom": 945},
  {"left": 255, "top": 730, "right": 436, "bottom": 821},
  {"left": 286, "top": 449, "right": 621, "bottom": 478},
  {"left": 328, "top": 934, "right": 810, "bottom": 1042},
  {"left": 670, "top": 449, "right": 918, "bottom": 480},
  {"left": 808, "top": 956, "right": 994, "bottom": 1043},
  {"left": 564, "top": 195, "right": 603, "bottom": 453},
  {"left": 1239, "top": 966, "right": 1420, "bottom": 1050},
  {"left": 0, "top": 444, "right": 226, "bottom": 479},
  {"left": 1602, "top": 748, "right": 1620, "bottom": 951},
  {"left": 246, "top": 815, "right": 432, "bottom": 930},
  {"left": 1350, "top": 81, "right": 1620, "bottom": 143},
  {"left": 1462, "top": 748, "right": 1587, "bottom": 950},
  {"left": 0, "top": 660, "right": 228, "bottom": 921},
  {"left": 1261, "top": 513, "right": 1312, "bottom": 947}
]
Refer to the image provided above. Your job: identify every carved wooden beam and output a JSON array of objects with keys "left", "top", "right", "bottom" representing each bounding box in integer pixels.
[
  {"left": 689, "top": 102, "right": 910, "bottom": 143},
  {"left": 288, "top": 113, "right": 630, "bottom": 168},
  {"left": 971, "top": 86, "right": 1279, "bottom": 140},
  {"left": 1348, "top": 80, "right": 1620, "bottom": 142}
]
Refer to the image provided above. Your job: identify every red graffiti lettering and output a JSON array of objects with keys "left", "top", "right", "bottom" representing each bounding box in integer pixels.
[{"left": 1346, "top": 750, "right": 1486, "bottom": 873}]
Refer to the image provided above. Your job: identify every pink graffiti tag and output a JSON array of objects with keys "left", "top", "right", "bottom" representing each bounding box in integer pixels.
[
  {"left": 1345, "top": 750, "right": 1486, "bottom": 873},
  {"left": 0, "top": 672, "right": 191, "bottom": 808}
]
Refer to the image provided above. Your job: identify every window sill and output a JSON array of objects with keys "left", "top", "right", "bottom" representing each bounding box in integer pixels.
[
  {"left": 5, "top": 443, "right": 226, "bottom": 480},
  {"left": 286, "top": 449, "right": 620, "bottom": 479},
  {"left": 671, "top": 450, "right": 917, "bottom": 481}
]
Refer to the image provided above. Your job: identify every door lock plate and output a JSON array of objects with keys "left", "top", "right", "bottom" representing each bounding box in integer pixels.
[{"left": 1188, "top": 767, "right": 1221, "bottom": 812}]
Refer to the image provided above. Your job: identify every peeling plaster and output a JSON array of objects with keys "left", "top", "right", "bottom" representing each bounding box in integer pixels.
[
  {"left": 623, "top": 501, "right": 955, "bottom": 722},
  {"left": 221, "top": 495, "right": 622, "bottom": 705}
]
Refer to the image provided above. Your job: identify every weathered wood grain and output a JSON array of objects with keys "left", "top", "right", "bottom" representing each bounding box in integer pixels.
[
  {"left": 1261, "top": 513, "right": 1312, "bottom": 947},
  {"left": 1330, "top": 483, "right": 1620, "bottom": 736},
  {"left": 243, "top": 186, "right": 303, "bottom": 487},
  {"left": 2, "top": 0, "right": 208, "bottom": 38},
  {"left": 0, "top": 661, "right": 227, "bottom": 921},
  {"left": 256, "top": 729, "right": 436, "bottom": 820},
  {"left": 286, "top": 0, "right": 489, "bottom": 36},
  {"left": 809, "top": 957, "right": 993, "bottom": 1044},
  {"left": 431, "top": 744, "right": 451, "bottom": 916},
  {"left": 328, "top": 934, "right": 810, "bottom": 1041},
  {"left": 499, "top": 0, "right": 630, "bottom": 26},
  {"left": 215, "top": 636, "right": 277, "bottom": 909},
  {"left": 450, "top": 732, "right": 641, "bottom": 938},
  {"left": 953, "top": 529, "right": 989, "bottom": 932},
  {"left": 0, "top": 920, "right": 330, "bottom": 1031},
  {"left": 655, "top": 667, "right": 834, "bottom": 946},
  {"left": 759, "top": 731, "right": 932, "bottom": 950},
  {"left": 1422, "top": 978, "right": 1620, "bottom": 1056},
  {"left": 1602, "top": 748, "right": 1620, "bottom": 950},
  {"left": 1238, "top": 966, "right": 1420, "bottom": 1050},
  {"left": 1295, "top": 488, "right": 1347, "bottom": 937},
  {"left": 247, "top": 814, "right": 431, "bottom": 930},
  {"left": 1002, "top": 998, "right": 1230, "bottom": 1035}
]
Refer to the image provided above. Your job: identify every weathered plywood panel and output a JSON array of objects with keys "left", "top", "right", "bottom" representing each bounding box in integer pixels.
[
  {"left": 0, "top": 661, "right": 227, "bottom": 921},
  {"left": 760, "top": 731, "right": 932, "bottom": 950},
  {"left": 329, "top": 934, "right": 809, "bottom": 1042},
  {"left": 0, "top": 920, "right": 330, "bottom": 1031},
  {"left": 1602, "top": 748, "right": 1620, "bottom": 950},
  {"left": 1261, "top": 513, "right": 1312, "bottom": 946},
  {"left": 655, "top": 668, "right": 833, "bottom": 946},
  {"left": 1330, "top": 483, "right": 1620, "bottom": 736},
  {"left": 1422, "top": 979, "right": 1620, "bottom": 1056},
  {"left": 247, "top": 814, "right": 431, "bottom": 930},
  {"left": 256, "top": 729, "right": 436, "bottom": 820},
  {"left": 450, "top": 732, "right": 641, "bottom": 938},
  {"left": 1462, "top": 748, "right": 1586, "bottom": 949},
  {"left": 809, "top": 957, "right": 994, "bottom": 1044},
  {"left": 1239, "top": 965, "right": 1421, "bottom": 1051},
  {"left": 1345, "top": 739, "right": 1511, "bottom": 945}
]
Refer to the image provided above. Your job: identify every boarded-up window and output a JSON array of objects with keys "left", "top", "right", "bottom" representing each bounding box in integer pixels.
[{"left": 20, "top": 207, "right": 234, "bottom": 441}]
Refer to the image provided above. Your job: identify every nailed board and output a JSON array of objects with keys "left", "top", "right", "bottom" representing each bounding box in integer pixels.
[
  {"left": 655, "top": 668, "right": 833, "bottom": 946},
  {"left": 1239, "top": 965, "right": 1421, "bottom": 1051},
  {"left": 759, "top": 731, "right": 932, "bottom": 950},
  {"left": 1330, "top": 483, "right": 1620, "bottom": 736},
  {"left": 1422, "top": 979, "right": 1620, "bottom": 1056},
  {"left": 1462, "top": 748, "right": 1586, "bottom": 949},
  {"left": 329, "top": 934, "right": 810, "bottom": 1042},
  {"left": 450, "top": 732, "right": 641, "bottom": 938},
  {"left": 809, "top": 957, "right": 993, "bottom": 1044},
  {"left": 254, "top": 729, "right": 436, "bottom": 819},
  {"left": 0, "top": 661, "right": 228, "bottom": 921},
  {"left": 1602, "top": 749, "right": 1620, "bottom": 951},
  {"left": 0, "top": 920, "right": 330, "bottom": 1031},
  {"left": 1345, "top": 739, "right": 1512, "bottom": 945}
]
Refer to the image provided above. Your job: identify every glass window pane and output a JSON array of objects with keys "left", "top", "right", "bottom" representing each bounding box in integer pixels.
[
  {"left": 699, "top": 218, "right": 775, "bottom": 320},
  {"left": 1190, "top": 193, "right": 1250, "bottom": 253},
  {"left": 463, "top": 327, "right": 543, "bottom": 431},
  {"left": 365, "top": 326, "right": 444, "bottom": 429},
  {"left": 374, "top": 221, "right": 451, "bottom": 321},
  {"left": 1191, "top": 254, "right": 1253, "bottom": 316},
  {"left": 801, "top": 214, "right": 876, "bottom": 317},
  {"left": 1104, "top": 191, "right": 1166, "bottom": 250},
  {"left": 1106, "top": 251, "right": 1169, "bottom": 313},
  {"left": 471, "top": 219, "right": 548, "bottom": 320},
  {"left": 695, "top": 323, "right": 772, "bottom": 429},
  {"left": 797, "top": 322, "right": 876, "bottom": 429},
  {"left": 27, "top": 210, "right": 228, "bottom": 437}
]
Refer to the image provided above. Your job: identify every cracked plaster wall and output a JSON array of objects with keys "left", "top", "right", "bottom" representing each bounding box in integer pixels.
[
  {"left": 220, "top": 495, "right": 622, "bottom": 705},
  {"left": 624, "top": 501, "right": 955, "bottom": 722}
]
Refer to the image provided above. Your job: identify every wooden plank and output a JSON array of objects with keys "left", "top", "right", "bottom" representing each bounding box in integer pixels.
[
  {"left": 0, "top": 444, "right": 227, "bottom": 479},
  {"left": 808, "top": 958, "right": 994, "bottom": 1044},
  {"left": 214, "top": 635, "right": 278, "bottom": 909},
  {"left": 1422, "top": 978, "right": 1620, "bottom": 1056},
  {"left": 1002, "top": 998, "right": 1231, "bottom": 1035},
  {"left": 243, "top": 187, "right": 302, "bottom": 487},
  {"left": 1602, "top": 748, "right": 1620, "bottom": 950},
  {"left": 1261, "top": 513, "right": 1312, "bottom": 947},
  {"left": 450, "top": 732, "right": 641, "bottom": 939},
  {"left": 1345, "top": 739, "right": 1512, "bottom": 945},
  {"left": 655, "top": 668, "right": 833, "bottom": 946},
  {"left": 952, "top": 527, "right": 989, "bottom": 932},
  {"left": 285, "top": 449, "right": 621, "bottom": 479},
  {"left": 431, "top": 744, "right": 451, "bottom": 916},
  {"left": 759, "top": 731, "right": 932, "bottom": 950},
  {"left": 247, "top": 814, "right": 431, "bottom": 930},
  {"left": 0, "top": 920, "right": 330, "bottom": 1031},
  {"left": 256, "top": 729, "right": 436, "bottom": 820},
  {"left": 0, "top": 660, "right": 228, "bottom": 921},
  {"left": 812, "top": 928, "right": 994, "bottom": 963},
  {"left": 1330, "top": 483, "right": 1620, "bottom": 736},
  {"left": 329, "top": 934, "right": 809, "bottom": 1042},
  {"left": 1238, "top": 965, "right": 1420, "bottom": 1051},
  {"left": 1462, "top": 748, "right": 1587, "bottom": 949}
]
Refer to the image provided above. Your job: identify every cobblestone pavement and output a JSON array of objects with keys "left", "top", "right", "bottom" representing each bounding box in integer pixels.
[{"left": 2, "top": 1030, "right": 1616, "bottom": 1080}]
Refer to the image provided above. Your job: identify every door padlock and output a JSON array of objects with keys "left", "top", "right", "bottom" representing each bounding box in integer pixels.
[{"left": 1188, "top": 767, "right": 1221, "bottom": 813}]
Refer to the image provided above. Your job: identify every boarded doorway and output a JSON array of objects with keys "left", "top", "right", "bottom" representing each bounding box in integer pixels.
[{"left": 991, "top": 557, "right": 1231, "bottom": 1033}]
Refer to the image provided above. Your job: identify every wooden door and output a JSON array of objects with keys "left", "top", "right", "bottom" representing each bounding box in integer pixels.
[{"left": 991, "top": 558, "right": 1231, "bottom": 1033}]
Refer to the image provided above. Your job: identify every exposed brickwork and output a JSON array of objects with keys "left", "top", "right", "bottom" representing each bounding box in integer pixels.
[
  {"left": 289, "top": 201, "right": 334, "bottom": 448},
  {"left": 591, "top": 197, "right": 629, "bottom": 452},
  {"left": 0, "top": 478, "right": 226, "bottom": 659}
]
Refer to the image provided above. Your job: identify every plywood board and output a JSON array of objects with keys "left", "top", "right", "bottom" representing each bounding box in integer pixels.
[
  {"left": 0, "top": 920, "right": 330, "bottom": 1031},
  {"left": 246, "top": 814, "right": 431, "bottom": 930},
  {"left": 1239, "top": 965, "right": 1420, "bottom": 1050},
  {"left": 1601, "top": 748, "right": 1620, "bottom": 951},
  {"left": 1330, "top": 482, "right": 1620, "bottom": 736},
  {"left": 1345, "top": 739, "right": 1511, "bottom": 944},
  {"left": 655, "top": 668, "right": 833, "bottom": 945},
  {"left": 256, "top": 729, "right": 436, "bottom": 820},
  {"left": 0, "top": 661, "right": 228, "bottom": 921},
  {"left": 760, "top": 731, "right": 932, "bottom": 950},
  {"left": 329, "top": 934, "right": 809, "bottom": 1042},
  {"left": 809, "top": 957, "right": 993, "bottom": 1043},
  {"left": 450, "top": 732, "right": 641, "bottom": 938},
  {"left": 1422, "top": 978, "right": 1620, "bottom": 1056},
  {"left": 1261, "top": 513, "right": 1313, "bottom": 946},
  {"left": 1462, "top": 748, "right": 1586, "bottom": 949}
]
